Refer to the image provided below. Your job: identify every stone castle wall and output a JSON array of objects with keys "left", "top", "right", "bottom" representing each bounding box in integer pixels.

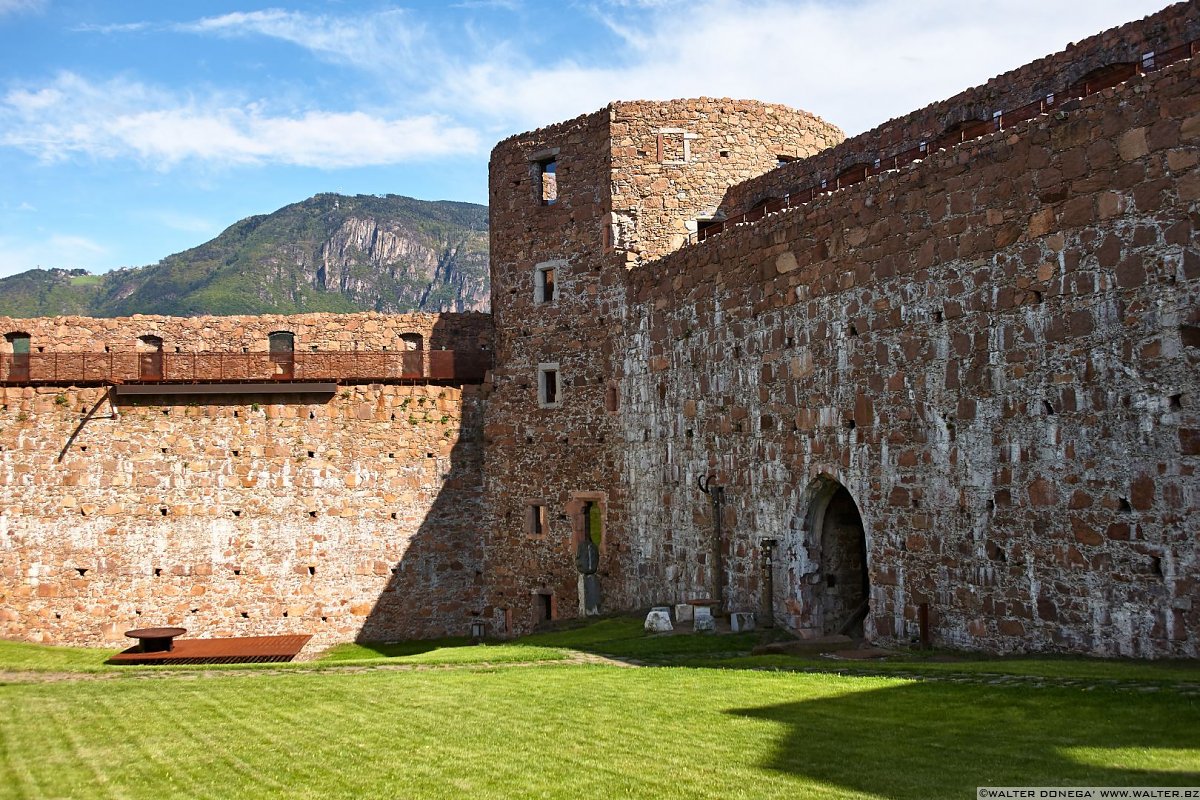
[
  {"left": 0, "top": 312, "right": 491, "bottom": 653},
  {"left": 481, "top": 3, "right": 1199, "bottom": 656},
  {"left": 722, "top": 1, "right": 1200, "bottom": 219},
  {"left": 2, "top": 6, "right": 1197, "bottom": 659},
  {"left": 483, "top": 99, "right": 841, "bottom": 633},
  {"left": 616, "top": 52, "right": 1200, "bottom": 657},
  {"left": 0, "top": 311, "right": 492, "bottom": 354}
]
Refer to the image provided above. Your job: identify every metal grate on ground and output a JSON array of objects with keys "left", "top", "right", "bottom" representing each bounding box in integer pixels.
[{"left": 108, "top": 634, "right": 312, "bottom": 666}]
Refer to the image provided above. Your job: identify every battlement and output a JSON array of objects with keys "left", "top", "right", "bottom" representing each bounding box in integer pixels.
[
  {"left": 0, "top": 312, "right": 493, "bottom": 386},
  {"left": 714, "top": 1, "right": 1200, "bottom": 231}
]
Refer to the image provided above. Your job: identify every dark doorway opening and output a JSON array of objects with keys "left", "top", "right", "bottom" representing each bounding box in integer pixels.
[
  {"left": 815, "top": 485, "right": 869, "bottom": 637},
  {"left": 138, "top": 335, "right": 164, "bottom": 381},
  {"left": 269, "top": 331, "right": 295, "bottom": 380},
  {"left": 536, "top": 593, "right": 553, "bottom": 624}
]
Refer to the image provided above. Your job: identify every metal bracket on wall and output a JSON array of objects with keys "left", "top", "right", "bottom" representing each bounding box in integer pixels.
[{"left": 57, "top": 386, "right": 117, "bottom": 463}]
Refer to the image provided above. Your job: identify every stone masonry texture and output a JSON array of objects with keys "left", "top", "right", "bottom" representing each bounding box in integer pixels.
[
  {"left": 0, "top": 313, "right": 490, "bottom": 651},
  {"left": 1, "top": 4, "right": 1198, "bottom": 658},
  {"left": 480, "top": 3, "right": 1199, "bottom": 657}
]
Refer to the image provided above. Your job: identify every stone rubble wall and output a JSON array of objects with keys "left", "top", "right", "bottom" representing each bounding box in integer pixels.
[
  {"left": 618, "top": 53, "right": 1200, "bottom": 657},
  {"left": 0, "top": 312, "right": 492, "bottom": 653},
  {"left": 608, "top": 99, "right": 843, "bottom": 262},
  {"left": 0, "top": 311, "right": 493, "bottom": 354},
  {"left": 483, "top": 100, "right": 842, "bottom": 634}
]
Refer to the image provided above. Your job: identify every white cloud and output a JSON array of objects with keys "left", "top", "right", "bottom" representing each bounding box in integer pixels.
[
  {"left": 2, "top": 0, "right": 1172, "bottom": 175},
  {"left": 0, "top": 72, "right": 481, "bottom": 168},
  {"left": 0, "top": 234, "right": 107, "bottom": 278},
  {"left": 0, "top": 0, "right": 45, "bottom": 17},
  {"left": 436, "top": 0, "right": 1171, "bottom": 135},
  {"left": 177, "top": 9, "right": 432, "bottom": 77},
  {"left": 71, "top": 21, "right": 152, "bottom": 33},
  {"left": 162, "top": 0, "right": 1169, "bottom": 139}
]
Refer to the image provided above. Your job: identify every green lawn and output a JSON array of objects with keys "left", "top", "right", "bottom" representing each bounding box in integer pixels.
[
  {"left": 0, "top": 639, "right": 118, "bottom": 673},
  {"left": 1, "top": 620, "right": 1198, "bottom": 799}
]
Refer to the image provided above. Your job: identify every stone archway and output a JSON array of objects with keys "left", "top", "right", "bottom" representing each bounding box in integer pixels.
[{"left": 802, "top": 477, "right": 870, "bottom": 638}]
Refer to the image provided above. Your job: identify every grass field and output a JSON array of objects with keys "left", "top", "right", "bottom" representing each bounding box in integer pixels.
[{"left": 1, "top": 619, "right": 1198, "bottom": 799}]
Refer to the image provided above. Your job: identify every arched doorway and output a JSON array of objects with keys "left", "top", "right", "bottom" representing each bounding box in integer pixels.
[{"left": 803, "top": 478, "right": 870, "bottom": 638}]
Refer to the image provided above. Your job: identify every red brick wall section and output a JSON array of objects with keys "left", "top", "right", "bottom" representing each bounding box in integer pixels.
[
  {"left": 0, "top": 382, "right": 485, "bottom": 651},
  {"left": 0, "top": 311, "right": 493, "bottom": 354}
]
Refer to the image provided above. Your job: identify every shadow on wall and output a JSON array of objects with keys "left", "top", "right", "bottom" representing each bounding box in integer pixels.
[
  {"left": 357, "top": 315, "right": 490, "bottom": 642},
  {"left": 355, "top": 407, "right": 486, "bottom": 643},
  {"left": 730, "top": 681, "right": 1200, "bottom": 797}
]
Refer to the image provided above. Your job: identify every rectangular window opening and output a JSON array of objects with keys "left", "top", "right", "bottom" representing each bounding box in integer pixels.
[
  {"left": 538, "top": 158, "right": 557, "bottom": 205},
  {"left": 539, "top": 266, "right": 556, "bottom": 303},
  {"left": 527, "top": 503, "right": 547, "bottom": 536},
  {"left": 537, "top": 593, "right": 553, "bottom": 623},
  {"left": 539, "top": 367, "right": 559, "bottom": 407}
]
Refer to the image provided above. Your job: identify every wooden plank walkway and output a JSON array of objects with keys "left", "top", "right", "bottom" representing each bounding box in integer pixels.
[{"left": 108, "top": 634, "right": 312, "bottom": 666}]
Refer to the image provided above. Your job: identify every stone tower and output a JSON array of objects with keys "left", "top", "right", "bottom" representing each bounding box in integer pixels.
[{"left": 482, "top": 99, "right": 844, "bottom": 634}]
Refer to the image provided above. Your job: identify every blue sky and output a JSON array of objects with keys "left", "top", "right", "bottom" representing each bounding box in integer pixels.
[{"left": 0, "top": 0, "right": 1169, "bottom": 277}]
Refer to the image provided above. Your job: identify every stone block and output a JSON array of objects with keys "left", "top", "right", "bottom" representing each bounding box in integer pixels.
[
  {"left": 730, "top": 612, "right": 755, "bottom": 633},
  {"left": 644, "top": 607, "right": 673, "bottom": 633},
  {"left": 693, "top": 605, "right": 716, "bottom": 633},
  {"left": 674, "top": 603, "right": 694, "bottom": 624}
]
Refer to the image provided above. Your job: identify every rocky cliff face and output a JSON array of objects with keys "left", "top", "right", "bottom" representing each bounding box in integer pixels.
[
  {"left": 317, "top": 214, "right": 488, "bottom": 312},
  {"left": 0, "top": 193, "right": 490, "bottom": 317}
]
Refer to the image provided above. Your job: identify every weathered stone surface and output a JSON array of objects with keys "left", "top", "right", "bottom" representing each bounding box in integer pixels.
[
  {"left": 2, "top": 4, "right": 1198, "bottom": 661},
  {"left": 644, "top": 607, "right": 673, "bottom": 632},
  {"left": 478, "top": 3, "right": 1200, "bottom": 659},
  {"left": 0, "top": 313, "right": 491, "bottom": 651},
  {"left": 693, "top": 606, "right": 716, "bottom": 633}
]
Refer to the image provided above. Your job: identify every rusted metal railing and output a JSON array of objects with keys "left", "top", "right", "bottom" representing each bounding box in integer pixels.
[
  {"left": 0, "top": 349, "right": 492, "bottom": 386},
  {"left": 695, "top": 40, "right": 1199, "bottom": 244}
]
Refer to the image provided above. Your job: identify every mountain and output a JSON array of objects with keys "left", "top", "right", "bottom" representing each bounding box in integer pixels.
[{"left": 0, "top": 194, "right": 490, "bottom": 317}]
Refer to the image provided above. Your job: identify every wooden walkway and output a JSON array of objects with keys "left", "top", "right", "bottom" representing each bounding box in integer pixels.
[{"left": 108, "top": 634, "right": 311, "bottom": 666}]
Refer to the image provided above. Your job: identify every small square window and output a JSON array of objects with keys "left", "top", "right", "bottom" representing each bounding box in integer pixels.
[
  {"left": 534, "top": 260, "right": 564, "bottom": 305},
  {"left": 538, "top": 363, "right": 561, "bottom": 407}
]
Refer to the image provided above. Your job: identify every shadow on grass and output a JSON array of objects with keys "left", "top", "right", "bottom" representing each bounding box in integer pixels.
[
  {"left": 731, "top": 680, "right": 1200, "bottom": 798},
  {"left": 517, "top": 616, "right": 1200, "bottom": 682},
  {"left": 322, "top": 636, "right": 475, "bottom": 661}
]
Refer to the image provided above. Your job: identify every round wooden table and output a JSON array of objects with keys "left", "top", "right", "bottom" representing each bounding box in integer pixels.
[{"left": 124, "top": 626, "right": 187, "bottom": 653}]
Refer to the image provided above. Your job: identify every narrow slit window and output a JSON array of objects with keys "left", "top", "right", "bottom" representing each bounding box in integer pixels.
[
  {"left": 538, "top": 363, "right": 560, "bottom": 408},
  {"left": 538, "top": 158, "right": 557, "bottom": 205}
]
